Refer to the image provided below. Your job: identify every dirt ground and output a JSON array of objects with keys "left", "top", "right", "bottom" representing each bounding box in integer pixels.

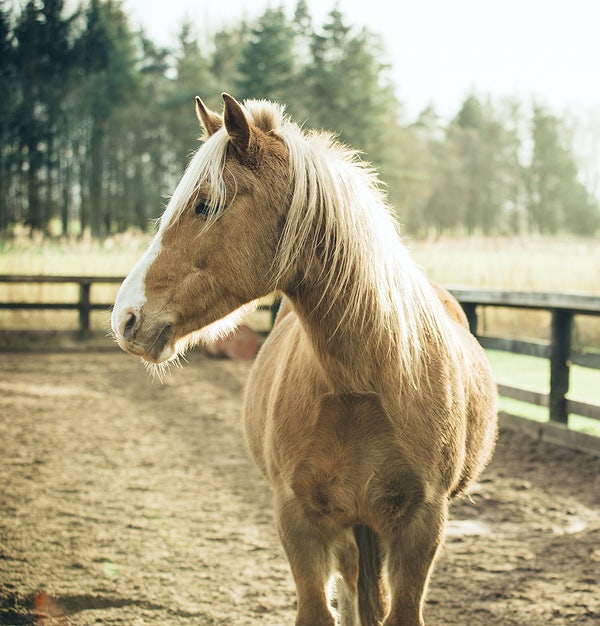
[{"left": 1, "top": 348, "right": 599, "bottom": 625}]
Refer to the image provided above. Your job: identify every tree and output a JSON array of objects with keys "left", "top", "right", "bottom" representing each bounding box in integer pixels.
[
  {"left": 9, "top": 0, "right": 78, "bottom": 234},
  {"left": 234, "top": 7, "right": 296, "bottom": 104},
  {"left": 527, "top": 106, "right": 599, "bottom": 235},
  {"left": 0, "top": 0, "right": 597, "bottom": 239},
  {"left": 301, "top": 8, "right": 399, "bottom": 183},
  {"left": 449, "top": 95, "right": 524, "bottom": 235},
  {"left": 453, "top": 96, "right": 494, "bottom": 233},
  {"left": 166, "top": 21, "right": 218, "bottom": 168},
  {"left": 124, "top": 32, "right": 171, "bottom": 231},
  {"left": 13, "top": 0, "right": 45, "bottom": 231},
  {"left": 423, "top": 134, "right": 467, "bottom": 236},
  {"left": 211, "top": 23, "right": 247, "bottom": 96},
  {"left": 292, "top": 0, "right": 312, "bottom": 62},
  {"left": 75, "top": 0, "right": 139, "bottom": 236},
  {"left": 0, "top": 0, "right": 15, "bottom": 233}
]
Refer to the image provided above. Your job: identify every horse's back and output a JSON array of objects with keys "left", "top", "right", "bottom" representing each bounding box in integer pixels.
[{"left": 432, "top": 280, "right": 497, "bottom": 492}]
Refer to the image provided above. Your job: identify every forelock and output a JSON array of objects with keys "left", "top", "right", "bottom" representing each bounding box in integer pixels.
[{"left": 158, "top": 99, "right": 289, "bottom": 233}]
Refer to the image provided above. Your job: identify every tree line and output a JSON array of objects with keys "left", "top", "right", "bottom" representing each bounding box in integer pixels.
[{"left": 1, "top": 0, "right": 598, "bottom": 238}]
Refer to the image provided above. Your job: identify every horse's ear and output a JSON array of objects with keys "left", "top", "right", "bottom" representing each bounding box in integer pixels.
[
  {"left": 195, "top": 97, "right": 222, "bottom": 137},
  {"left": 222, "top": 93, "right": 252, "bottom": 155}
]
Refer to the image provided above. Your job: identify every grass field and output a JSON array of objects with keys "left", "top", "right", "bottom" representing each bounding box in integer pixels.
[
  {"left": 486, "top": 349, "right": 600, "bottom": 436},
  {"left": 408, "top": 235, "right": 600, "bottom": 348},
  {"left": 408, "top": 236, "right": 600, "bottom": 293}
]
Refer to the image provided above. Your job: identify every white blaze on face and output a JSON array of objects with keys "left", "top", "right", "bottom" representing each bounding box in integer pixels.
[
  {"left": 111, "top": 236, "right": 162, "bottom": 349},
  {"left": 110, "top": 121, "right": 246, "bottom": 362}
]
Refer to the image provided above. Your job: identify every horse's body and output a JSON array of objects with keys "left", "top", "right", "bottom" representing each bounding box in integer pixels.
[{"left": 112, "top": 94, "right": 497, "bottom": 626}]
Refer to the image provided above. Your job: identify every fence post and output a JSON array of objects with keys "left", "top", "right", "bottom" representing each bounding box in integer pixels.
[
  {"left": 549, "top": 309, "right": 573, "bottom": 424},
  {"left": 79, "top": 281, "right": 91, "bottom": 338},
  {"left": 270, "top": 298, "right": 282, "bottom": 328},
  {"left": 461, "top": 302, "right": 478, "bottom": 337}
]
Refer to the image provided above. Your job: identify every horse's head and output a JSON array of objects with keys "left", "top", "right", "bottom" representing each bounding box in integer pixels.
[{"left": 111, "top": 94, "right": 291, "bottom": 363}]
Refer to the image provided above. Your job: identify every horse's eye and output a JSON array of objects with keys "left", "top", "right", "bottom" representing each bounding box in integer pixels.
[{"left": 194, "top": 199, "right": 211, "bottom": 217}]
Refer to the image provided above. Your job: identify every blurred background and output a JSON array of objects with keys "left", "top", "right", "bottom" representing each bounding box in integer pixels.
[
  {"left": 1, "top": 0, "right": 599, "bottom": 240},
  {"left": 0, "top": 0, "right": 599, "bottom": 429}
]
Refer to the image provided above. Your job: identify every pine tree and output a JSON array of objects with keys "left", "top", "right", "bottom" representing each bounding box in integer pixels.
[
  {"left": 528, "top": 106, "right": 600, "bottom": 235},
  {"left": 211, "top": 23, "right": 247, "bottom": 96},
  {"left": 304, "top": 9, "right": 397, "bottom": 160},
  {"left": 125, "top": 33, "right": 171, "bottom": 231},
  {"left": 0, "top": 0, "right": 597, "bottom": 239},
  {"left": 451, "top": 95, "right": 524, "bottom": 234},
  {"left": 167, "top": 21, "right": 219, "bottom": 167},
  {"left": 13, "top": 0, "right": 45, "bottom": 231},
  {"left": 0, "top": 0, "right": 15, "bottom": 233},
  {"left": 75, "top": 0, "right": 138, "bottom": 236},
  {"left": 234, "top": 7, "right": 296, "bottom": 104}
]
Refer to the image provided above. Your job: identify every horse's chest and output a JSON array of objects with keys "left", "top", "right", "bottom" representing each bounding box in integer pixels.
[{"left": 288, "top": 394, "right": 426, "bottom": 531}]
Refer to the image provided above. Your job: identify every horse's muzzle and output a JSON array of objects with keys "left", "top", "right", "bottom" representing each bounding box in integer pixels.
[{"left": 113, "top": 308, "right": 174, "bottom": 363}]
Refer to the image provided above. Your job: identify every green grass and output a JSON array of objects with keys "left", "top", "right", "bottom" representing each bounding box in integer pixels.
[{"left": 486, "top": 349, "right": 600, "bottom": 436}]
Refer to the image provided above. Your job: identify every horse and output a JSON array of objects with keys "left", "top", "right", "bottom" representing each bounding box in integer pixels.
[{"left": 111, "top": 93, "right": 498, "bottom": 626}]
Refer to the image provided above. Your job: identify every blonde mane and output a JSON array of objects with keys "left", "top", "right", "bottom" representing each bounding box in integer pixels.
[
  {"left": 272, "top": 109, "right": 463, "bottom": 385},
  {"left": 158, "top": 128, "right": 230, "bottom": 232},
  {"left": 161, "top": 99, "right": 463, "bottom": 385}
]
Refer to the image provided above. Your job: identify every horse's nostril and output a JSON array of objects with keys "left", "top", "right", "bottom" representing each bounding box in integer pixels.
[{"left": 123, "top": 312, "right": 137, "bottom": 342}]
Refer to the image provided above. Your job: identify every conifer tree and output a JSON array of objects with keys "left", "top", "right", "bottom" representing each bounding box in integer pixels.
[
  {"left": 527, "top": 106, "right": 600, "bottom": 234},
  {"left": 235, "top": 8, "right": 296, "bottom": 104}
]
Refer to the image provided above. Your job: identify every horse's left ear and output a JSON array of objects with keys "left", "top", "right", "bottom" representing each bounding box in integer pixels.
[
  {"left": 222, "top": 93, "right": 252, "bottom": 156},
  {"left": 195, "top": 97, "right": 222, "bottom": 138}
]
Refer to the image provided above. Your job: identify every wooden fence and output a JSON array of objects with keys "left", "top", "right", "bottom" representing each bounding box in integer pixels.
[
  {"left": 452, "top": 288, "right": 600, "bottom": 455},
  {"left": 1, "top": 275, "right": 599, "bottom": 452},
  {"left": 0, "top": 274, "right": 122, "bottom": 337}
]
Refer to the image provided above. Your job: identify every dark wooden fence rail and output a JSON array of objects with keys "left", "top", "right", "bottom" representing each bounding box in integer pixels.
[{"left": 1, "top": 276, "right": 599, "bottom": 447}]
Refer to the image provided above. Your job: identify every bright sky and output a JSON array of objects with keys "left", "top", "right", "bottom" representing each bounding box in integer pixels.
[{"left": 122, "top": 0, "right": 600, "bottom": 122}]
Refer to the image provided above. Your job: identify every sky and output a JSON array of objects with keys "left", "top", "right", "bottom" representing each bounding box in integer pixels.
[{"left": 120, "top": 0, "right": 600, "bottom": 122}]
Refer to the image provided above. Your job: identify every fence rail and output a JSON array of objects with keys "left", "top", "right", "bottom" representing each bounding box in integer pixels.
[
  {"left": 1, "top": 276, "right": 599, "bottom": 452},
  {"left": 0, "top": 274, "right": 122, "bottom": 337}
]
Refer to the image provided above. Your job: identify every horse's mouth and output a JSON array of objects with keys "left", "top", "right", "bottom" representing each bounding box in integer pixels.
[
  {"left": 118, "top": 324, "right": 175, "bottom": 363},
  {"left": 148, "top": 324, "right": 174, "bottom": 362}
]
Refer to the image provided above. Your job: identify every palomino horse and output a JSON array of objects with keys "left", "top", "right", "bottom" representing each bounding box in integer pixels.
[{"left": 112, "top": 94, "right": 497, "bottom": 626}]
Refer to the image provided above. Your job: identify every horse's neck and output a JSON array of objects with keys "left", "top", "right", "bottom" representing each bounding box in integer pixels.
[
  {"left": 280, "top": 165, "right": 441, "bottom": 393},
  {"left": 286, "top": 268, "right": 399, "bottom": 393}
]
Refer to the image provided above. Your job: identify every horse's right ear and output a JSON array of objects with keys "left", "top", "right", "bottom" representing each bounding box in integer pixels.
[
  {"left": 222, "top": 93, "right": 252, "bottom": 156},
  {"left": 195, "top": 97, "right": 222, "bottom": 137}
]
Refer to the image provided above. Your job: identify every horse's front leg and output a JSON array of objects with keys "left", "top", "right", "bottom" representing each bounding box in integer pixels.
[
  {"left": 382, "top": 500, "right": 448, "bottom": 626},
  {"left": 274, "top": 489, "right": 338, "bottom": 626}
]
